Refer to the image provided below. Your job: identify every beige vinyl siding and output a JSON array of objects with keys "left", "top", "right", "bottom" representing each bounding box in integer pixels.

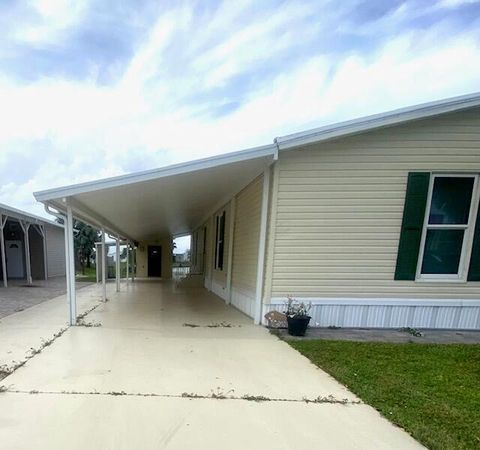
[
  {"left": 45, "top": 224, "right": 65, "bottom": 277},
  {"left": 231, "top": 175, "right": 263, "bottom": 296},
  {"left": 271, "top": 108, "right": 480, "bottom": 299}
]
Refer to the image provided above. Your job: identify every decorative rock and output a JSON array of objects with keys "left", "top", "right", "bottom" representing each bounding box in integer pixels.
[{"left": 264, "top": 310, "right": 287, "bottom": 329}]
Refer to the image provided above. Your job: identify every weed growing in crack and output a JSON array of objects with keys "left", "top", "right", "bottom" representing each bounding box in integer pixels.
[
  {"left": 6, "top": 388, "right": 361, "bottom": 405},
  {"left": 241, "top": 395, "right": 271, "bottom": 402},
  {"left": 303, "top": 395, "right": 360, "bottom": 405},
  {"left": 76, "top": 303, "right": 102, "bottom": 324},
  {"left": 0, "top": 326, "right": 69, "bottom": 379},
  {"left": 76, "top": 319, "right": 102, "bottom": 327},
  {"left": 183, "top": 322, "right": 240, "bottom": 328}
]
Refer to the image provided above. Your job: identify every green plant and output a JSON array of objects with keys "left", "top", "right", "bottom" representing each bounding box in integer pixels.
[
  {"left": 399, "top": 327, "right": 423, "bottom": 337},
  {"left": 285, "top": 296, "right": 312, "bottom": 318}
]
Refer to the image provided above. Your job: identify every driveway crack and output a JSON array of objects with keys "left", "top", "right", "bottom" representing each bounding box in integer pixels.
[
  {"left": 0, "top": 388, "right": 362, "bottom": 405},
  {"left": 0, "top": 302, "right": 103, "bottom": 381}
]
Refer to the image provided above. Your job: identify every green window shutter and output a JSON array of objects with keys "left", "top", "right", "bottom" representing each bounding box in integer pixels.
[
  {"left": 467, "top": 206, "right": 480, "bottom": 281},
  {"left": 394, "top": 172, "right": 430, "bottom": 280}
]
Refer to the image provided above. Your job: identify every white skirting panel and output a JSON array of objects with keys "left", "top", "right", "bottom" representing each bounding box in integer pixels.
[
  {"left": 264, "top": 298, "right": 480, "bottom": 330},
  {"left": 211, "top": 280, "right": 227, "bottom": 301},
  {"left": 231, "top": 288, "right": 255, "bottom": 319}
]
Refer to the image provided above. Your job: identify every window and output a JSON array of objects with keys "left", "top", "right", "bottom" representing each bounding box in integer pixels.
[
  {"left": 214, "top": 211, "right": 226, "bottom": 270},
  {"left": 417, "top": 174, "right": 479, "bottom": 281}
]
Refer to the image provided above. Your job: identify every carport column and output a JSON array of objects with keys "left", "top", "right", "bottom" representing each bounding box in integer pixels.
[
  {"left": 254, "top": 167, "right": 271, "bottom": 325},
  {"left": 37, "top": 225, "right": 48, "bottom": 281},
  {"left": 101, "top": 229, "right": 107, "bottom": 302},
  {"left": 115, "top": 237, "right": 120, "bottom": 292},
  {"left": 126, "top": 242, "right": 129, "bottom": 283},
  {"left": 20, "top": 221, "right": 32, "bottom": 285},
  {"left": 66, "top": 205, "right": 77, "bottom": 325},
  {"left": 0, "top": 215, "right": 8, "bottom": 287},
  {"left": 225, "top": 197, "right": 236, "bottom": 305},
  {"left": 131, "top": 246, "right": 135, "bottom": 282}
]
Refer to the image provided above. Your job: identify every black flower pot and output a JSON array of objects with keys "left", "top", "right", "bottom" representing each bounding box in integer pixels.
[{"left": 287, "top": 315, "right": 311, "bottom": 336}]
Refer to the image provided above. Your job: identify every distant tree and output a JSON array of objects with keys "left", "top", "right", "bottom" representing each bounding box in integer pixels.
[{"left": 74, "top": 220, "right": 99, "bottom": 274}]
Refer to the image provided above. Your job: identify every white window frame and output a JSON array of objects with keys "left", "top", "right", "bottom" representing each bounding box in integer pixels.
[{"left": 416, "top": 173, "right": 480, "bottom": 282}]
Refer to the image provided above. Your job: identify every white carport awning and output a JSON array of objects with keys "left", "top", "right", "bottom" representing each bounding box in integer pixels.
[{"left": 34, "top": 144, "right": 276, "bottom": 240}]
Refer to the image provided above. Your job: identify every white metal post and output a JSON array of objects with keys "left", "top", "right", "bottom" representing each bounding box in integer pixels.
[
  {"left": 225, "top": 197, "right": 236, "bottom": 305},
  {"left": 101, "top": 229, "right": 107, "bottom": 302},
  {"left": 126, "top": 242, "right": 129, "bottom": 283},
  {"left": 0, "top": 215, "right": 7, "bottom": 288},
  {"left": 95, "top": 243, "right": 100, "bottom": 283},
  {"left": 63, "top": 213, "right": 71, "bottom": 314},
  {"left": 131, "top": 246, "right": 135, "bottom": 282},
  {"left": 66, "top": 206, "right": 77, "bottom": 325},
  {"left": 37, "top": 225, "right": 48, "bottom": 281},
  {"left": 115, "top": 237, "right": 120, "bottom": 292},
  {"left": 20, "top": 221, "right": 32, "bottom": 285},
  {"left": 254, "top": 167, "right": 271, "bottom": 325}
]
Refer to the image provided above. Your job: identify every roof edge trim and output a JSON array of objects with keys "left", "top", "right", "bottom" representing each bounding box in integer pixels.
[
  {"left": 0, "top": 202, "right": 62, "bottom": 227},
  {"left": 34, "top": 143, "right": 276, "bottom": 202},
  {"left": 276, "top": 91, "right": 480, "bottom": 149}
]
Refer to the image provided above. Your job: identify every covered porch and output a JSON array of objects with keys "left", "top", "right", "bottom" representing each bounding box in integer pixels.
[{"left": 34, "top": 146, "right": 277, "bottom": 325}]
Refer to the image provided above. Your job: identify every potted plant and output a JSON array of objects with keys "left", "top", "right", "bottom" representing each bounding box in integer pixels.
[{"left": 285, "top": 296, "right": 312, "bottom": 336}]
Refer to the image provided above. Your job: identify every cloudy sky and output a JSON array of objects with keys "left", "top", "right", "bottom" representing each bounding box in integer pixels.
[{"left": 1, "top": 0, "right": 480, "bottom": 219}]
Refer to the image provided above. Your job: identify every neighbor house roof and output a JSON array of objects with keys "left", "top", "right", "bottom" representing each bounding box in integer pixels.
[
  {"left": 0, "top": 202, "right": 62, "bottom": 227},
  {"left": 34, "top": 91, "right": 480, "bottom": 240}
]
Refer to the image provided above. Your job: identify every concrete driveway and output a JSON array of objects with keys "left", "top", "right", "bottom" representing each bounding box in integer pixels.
[{"left": 0, "top": 281, "right": 423, "bottom": 449}]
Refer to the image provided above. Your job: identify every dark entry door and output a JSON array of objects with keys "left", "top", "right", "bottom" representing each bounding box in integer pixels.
[{"left": 147, "top": 246, "right": 162, "bottom": 277}]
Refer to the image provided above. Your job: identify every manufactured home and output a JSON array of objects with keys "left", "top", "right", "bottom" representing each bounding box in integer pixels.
[
  {"left": 34, "top": 93, "right": 480, "bottom": 329},
  {"left": 0, "top": 203, "right": 65, "bottom": 287}
]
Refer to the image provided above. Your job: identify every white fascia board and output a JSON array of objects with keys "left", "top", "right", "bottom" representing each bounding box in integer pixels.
[
  {"left": 276, "top": 91, "right": 480, "bottom": 150},
  {"left": 34, "top": 144, "right": 276, "bottom": 202},
  {"left": 0, "top": 202, "right": 62, "bottom": 227}
]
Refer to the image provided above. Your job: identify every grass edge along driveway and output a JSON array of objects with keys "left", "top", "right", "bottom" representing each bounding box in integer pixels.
[{"left": 287, "top": 340, "right": 480, "bottom": 450}]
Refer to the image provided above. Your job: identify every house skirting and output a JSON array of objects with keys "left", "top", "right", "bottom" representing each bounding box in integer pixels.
[
  {"left": 211, "top": 279, "right": 227, "bottom": 302},
  {"left": 264, "top": 298, "right": 480, "bottom": 330},
  {"left": 231, "top": 288, "right": 255, "bottom": 319}
]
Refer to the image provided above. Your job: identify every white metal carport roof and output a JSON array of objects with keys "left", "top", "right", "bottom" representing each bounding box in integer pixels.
[{"left": 34, "top": 144, "right": 276, "bottom": 241}]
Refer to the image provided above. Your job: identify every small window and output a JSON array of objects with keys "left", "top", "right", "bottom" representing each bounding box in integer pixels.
[
  {"left": 417, "top": 175, "right": 478, "bottom": 280},
  {"left": 214, "top": 211, "right": 226, "bottom": 270}
]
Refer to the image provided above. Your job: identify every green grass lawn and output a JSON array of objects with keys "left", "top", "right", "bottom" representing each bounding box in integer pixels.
[
  {"left": 288, "top": 340, "right": 480, "bottom": 450},
  {"left": 75, "top": 265, "right": 96, "bottom": 282}
]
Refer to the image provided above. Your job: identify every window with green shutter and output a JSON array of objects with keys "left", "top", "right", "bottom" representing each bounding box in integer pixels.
[
  {"left": 395, "top": 172, "right": 480, "bottom": 282},
  {"left": 394, "top": 173, "right": 430, "bottom": 280}
]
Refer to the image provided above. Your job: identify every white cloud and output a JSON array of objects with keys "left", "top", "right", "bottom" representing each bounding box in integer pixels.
[
  {"left": 0, "top": 1, "right": 479, "bottom": 218},
  {"left": 12, "top": 0, "right": 88, "bottom": 44}
]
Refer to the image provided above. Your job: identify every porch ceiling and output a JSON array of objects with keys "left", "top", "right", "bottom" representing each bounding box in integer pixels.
[{"left": 34, "top": 146, "right": 275, "bottom": 241}]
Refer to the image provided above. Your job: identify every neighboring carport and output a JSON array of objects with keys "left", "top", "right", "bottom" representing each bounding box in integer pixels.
[
  {"left": 0, "top": 203, "right": 63, "bottom": 288},
  {"left": 34, "top": 145, "right": 277, "bottom": 325}
]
